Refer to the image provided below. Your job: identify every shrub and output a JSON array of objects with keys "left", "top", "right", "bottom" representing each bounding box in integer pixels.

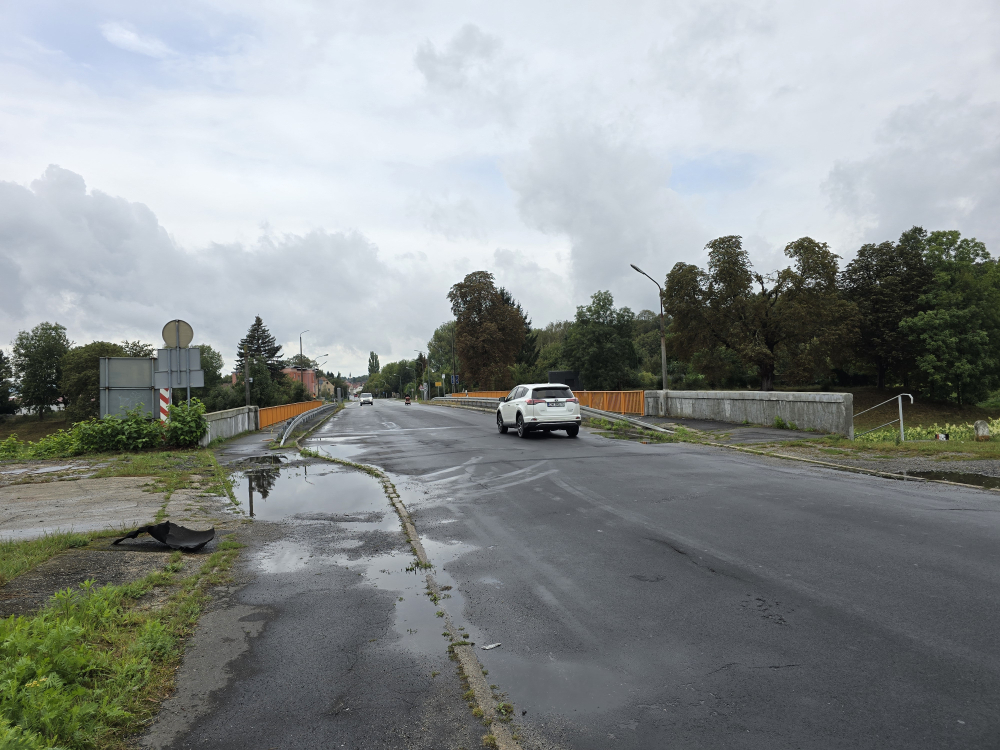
[
  {"left": 164, "top": 400, "right": 208, "bottom": 447},
  {"left": 75, "top": 406, "right": 165, "bottom": 454}
]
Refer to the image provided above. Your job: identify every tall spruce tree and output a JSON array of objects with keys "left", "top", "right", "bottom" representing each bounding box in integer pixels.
[
  {"left": 368, "top": 351, "right": 380, "bottom": 376},
  {"left": 236, "top": 316, "right": 284, "bottom": 377}
]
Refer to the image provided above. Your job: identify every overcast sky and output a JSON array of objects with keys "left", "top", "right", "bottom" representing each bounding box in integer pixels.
[{"left": 2, "top": 0, "right": 997, "bottom": 375}]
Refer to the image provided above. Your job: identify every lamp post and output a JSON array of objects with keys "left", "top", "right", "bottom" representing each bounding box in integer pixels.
[{"left": 630, "top": 264, "right": 669, "bottom": 390}]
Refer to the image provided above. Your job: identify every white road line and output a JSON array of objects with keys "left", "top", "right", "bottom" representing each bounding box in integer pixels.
[
  {"left": 420, "top": 457, "right": 483, "bottom": 479},
  {"left": 481, "top": 469, "right": 560, "bottom": 492}
]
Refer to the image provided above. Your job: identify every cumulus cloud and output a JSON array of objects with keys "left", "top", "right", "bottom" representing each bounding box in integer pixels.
[
  {"left": 824, "top": 98, "right": 1000, "bottom": 251},
  {"left": 100, "top": 22, "right": 176, "bottom": 59},
  {"left": 507, "top": 126, "right": 705, "bottom": 307},
  {"left": 0, "top": 166, "right": 447, "bottom": 374}
]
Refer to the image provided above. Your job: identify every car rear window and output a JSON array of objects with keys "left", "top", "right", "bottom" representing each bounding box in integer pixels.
[
  {"left": 531, "top": 387, "right": 573, "bottom": 399},
  {"left": 361, "top": 393, "right": 372, "bottom": 397}
]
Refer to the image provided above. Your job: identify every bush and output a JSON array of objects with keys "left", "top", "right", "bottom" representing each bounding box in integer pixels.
[
  {"left": 75, "top": 407, "right": 165, "bottom": 454},
  {"left": 164, "top": 400, "right": 208, "bottom": 447}
]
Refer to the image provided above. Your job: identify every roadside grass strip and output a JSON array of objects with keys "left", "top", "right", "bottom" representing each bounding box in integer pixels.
[
  {"left": 0, "top": 541, "right": 242, "bottom": 749},
  {"left": 0, "top": 532, "right": 121, "bottom": 588}
]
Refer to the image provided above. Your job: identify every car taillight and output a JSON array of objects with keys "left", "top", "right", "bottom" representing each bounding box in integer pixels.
[
  {"left": 567, "top": 398, "right": 579, "bottom": 403},
  {"left": 525, "top": 399, "right": 545, "bottom": 405}
]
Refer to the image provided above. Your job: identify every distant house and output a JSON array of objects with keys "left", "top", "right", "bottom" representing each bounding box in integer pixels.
[{"left": 282, "top": 367, "right": 318, "bottom": 397}]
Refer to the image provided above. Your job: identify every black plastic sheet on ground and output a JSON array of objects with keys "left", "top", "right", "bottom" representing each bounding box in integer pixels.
[{"left": 113, "top": 521, "right": 215, "bottom": 551}]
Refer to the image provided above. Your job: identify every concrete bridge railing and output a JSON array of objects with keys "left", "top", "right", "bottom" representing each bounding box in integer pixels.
[
  {"left": 644, "top": 390, "right": 854, "bottom": 438},
  {"left": 199, "top": 405, "right": 259, "bottom": 447}
]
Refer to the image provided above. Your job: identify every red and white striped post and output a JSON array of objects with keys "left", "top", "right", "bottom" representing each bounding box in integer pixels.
[{"left": 159, "top": 389, "right": 171, "bottom": 421}]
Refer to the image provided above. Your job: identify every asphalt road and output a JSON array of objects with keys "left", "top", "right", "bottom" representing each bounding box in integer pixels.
[{"left": 307, "top": 399, "right": 1000, "bottom": 749}]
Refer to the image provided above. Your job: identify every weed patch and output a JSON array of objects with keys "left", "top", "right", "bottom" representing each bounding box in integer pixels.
[
  {"left": 0, "top": 531, "right": 121, "bottom": 587},
  {"left": 0, "top": 543, "right": 240, "bottom": 749}
]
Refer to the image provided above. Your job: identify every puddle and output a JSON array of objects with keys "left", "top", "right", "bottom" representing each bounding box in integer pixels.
[
  {"left": 305, "top": 439, "right": 366, "bottom": 460},
  {"left": 905, "top": 471, "right": 1000, "bottom": 490},
  {"left": 254, "top": 537, "right": 476, "bottom": 657},
  {"left": 231, "top": 463, "right": 389, "bottom": 521}
]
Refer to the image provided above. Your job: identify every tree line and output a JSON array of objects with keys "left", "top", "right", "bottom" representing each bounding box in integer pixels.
[
  {"left": 1, "top": 315, "right": 346, "bottom": 420},
  {"left": 363, "top": 226, "right": 999, "bottom": 406}
]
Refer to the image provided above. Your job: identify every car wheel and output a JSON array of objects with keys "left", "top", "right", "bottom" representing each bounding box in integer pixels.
[
  {"left": 566, "top": 426, "right": 579, "bottom": 437},
  {"left": 516, "top": 413, "right": 530, "bottom": 438},
  {"left": 497, "top": 412, "right": 508, "bottom": 434}
]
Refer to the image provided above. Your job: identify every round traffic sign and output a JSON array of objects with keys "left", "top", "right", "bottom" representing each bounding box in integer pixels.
[{"left": 162, "top": 319, "right": 194, "bottom": 348}]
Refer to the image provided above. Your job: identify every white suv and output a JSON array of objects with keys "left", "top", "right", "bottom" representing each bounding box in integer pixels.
[
  {"left": 359, "top": 392, "right": 373, "bottom": 405},
  {"left": 497, "top": 383, "right": 581, "bottom": 438}
]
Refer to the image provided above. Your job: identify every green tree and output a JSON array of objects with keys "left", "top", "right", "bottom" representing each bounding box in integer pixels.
[
  {"left": 234, "top": 358, "right": 281, "bottom": 407},
  {"left": 121, "top": 340, "right": 155, "bottom": 357},
  {"left": 0, "top": 350, "right": 15, "bottom": 416},
  {"left": 368, "top": 351, "right": 380, "bottom": 376},
  {"left": 236, "top": 316, "right": 284, "bottom": 378},
  {"left": 899, "top": 231, "right": 1000, "bottom": 405},
  {"left": 60, "top": 341, "right": 127, "bottom": 422},
  {"left": 563, "top": 291, "right": 639, "bottom": 389},
  {"left": 447, "top": 272, "right": 526, "bottom": 389},
  {"left": 428, "top": 322, "right": 458, "bottom": 389},
  {"left": 665, "top": 235, "right": 857, "bottom": 391},
  {"left": 11, "top": 322, "right": 72, "bottom": 418},
  {"left": 840, "top": 227, "right": 933, "bottom": 388},
  {"left": 195, "top": 344, "right": 225, "bottom": 388}
]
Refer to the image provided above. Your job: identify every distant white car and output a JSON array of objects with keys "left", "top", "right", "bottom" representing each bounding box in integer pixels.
[
  {"left": 496, "top": 383, "right": 581, "bottom": 438},
  {"left": 360, "top": 392, "right": 373, "bottom": 405}
]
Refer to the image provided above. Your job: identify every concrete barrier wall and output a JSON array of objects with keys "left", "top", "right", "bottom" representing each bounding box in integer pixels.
[
  {"left": 199, "top": 405, "right": 259, "bottom": 447},
  {"left": 644, "top": 390, "right": 854, "bottom": 438}
]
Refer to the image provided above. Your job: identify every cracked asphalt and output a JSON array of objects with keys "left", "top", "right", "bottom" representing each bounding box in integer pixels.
[{"left": 317, "top": 399, "right": 1000, "bottom": 749}]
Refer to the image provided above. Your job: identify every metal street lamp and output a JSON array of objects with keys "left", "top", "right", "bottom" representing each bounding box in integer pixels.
[{"left": 630, "top": 264, "right": 669, "bottom": 390}]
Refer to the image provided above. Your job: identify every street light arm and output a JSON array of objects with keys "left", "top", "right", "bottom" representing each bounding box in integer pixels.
[{"left": 630, "top": 263, "right": 663, "bottom": 291}]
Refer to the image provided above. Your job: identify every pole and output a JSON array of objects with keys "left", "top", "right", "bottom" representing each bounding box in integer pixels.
[
  {"left": 898, "top": 394, "right": 905, "bottom": 442},
  {"left": 243, "top": 345, "right": 251, "bottom": 407},
  {"left": 631, "top": 264, "right": 670, "bottom": 390},
  {"left": 659, "top": 297, "right": 669, "bottom": 391}
]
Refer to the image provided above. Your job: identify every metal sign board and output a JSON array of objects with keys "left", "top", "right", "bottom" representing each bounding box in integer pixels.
[
  {"left": 100, "top": 357, "right": 156, "bottom": 418},
  {"left": 154, "top": 348, "right": 204, "bottom": 389},
  {"left": 162, "top": 319, "right": 194, "bottom": 348}
]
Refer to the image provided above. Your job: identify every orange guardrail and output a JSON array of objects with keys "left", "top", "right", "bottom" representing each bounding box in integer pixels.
[
  {"left": 574, "top": 391, "right": 645, "bottom": 415},
  {"left": 448, "top": 389, "right": 645, "bottom": 415},
  {"left": 259, "top": 400, "right": 324, "bottom": 429}
]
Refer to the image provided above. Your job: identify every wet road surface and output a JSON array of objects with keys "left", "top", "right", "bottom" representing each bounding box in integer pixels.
[
  {"left": 312, "top": 399, "right": 1000, "bottom": 749},
  {"left": 143, "top": 429, "right": 485, "bottom": 749}
]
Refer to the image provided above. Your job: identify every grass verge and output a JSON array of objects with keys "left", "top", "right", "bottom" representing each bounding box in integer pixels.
[
  {"left": 0, "top": 415, "right": 72, "bottom": 444},
  {"left": 0, "top": 531, "right": 124, "bottom": 588},
  {"left": 0, "top": 540, "right": 242, "bottom": 750},
  {"left": 777, "top": 434, "right": 1000, "bottom": 460}
]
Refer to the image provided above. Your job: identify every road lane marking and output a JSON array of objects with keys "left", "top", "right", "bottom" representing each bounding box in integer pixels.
[{"left": 420, "top": 457, "right": 483, "bottom": 479}]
